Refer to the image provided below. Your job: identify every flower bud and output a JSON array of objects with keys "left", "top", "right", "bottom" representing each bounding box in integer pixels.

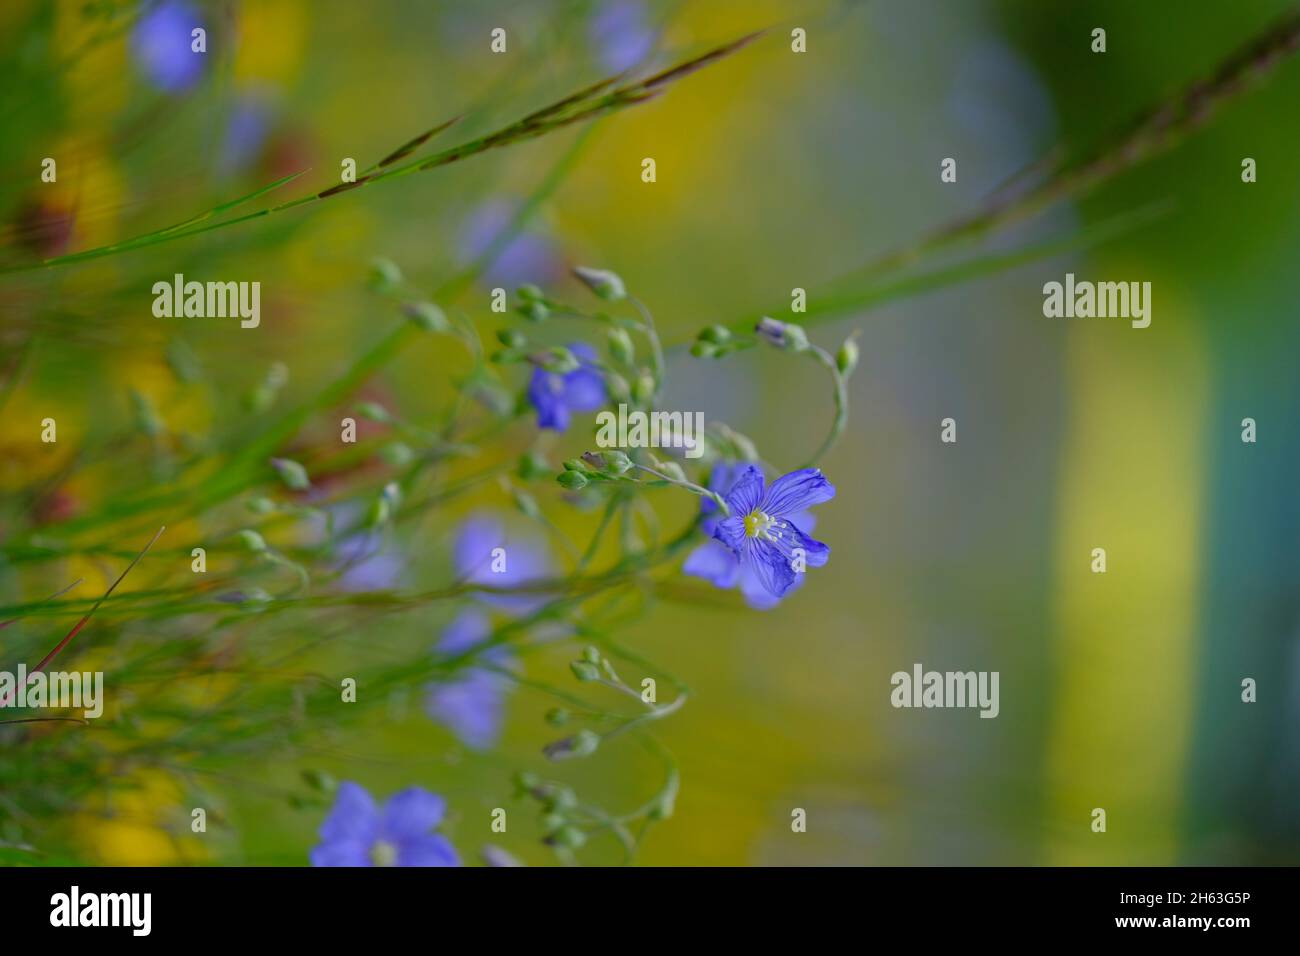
[
  {"left": 517, "top": 284, "right": 544, "bottom": 303},
  {"left": 481, "top": 845, "right": 523, "bottom": 867},
  {"left": 368, "top": 257, "right": 402, "bottom": 292},
  {"left": 754, "top": 316, "right": 785, "bottom": 346},
  {"left": 402, "top": 301, "right": 448, "bottom": 332},
  {"left": 355, "top": 401, "right": 389, "bottom": 422},
  {"left": 237, "top": 529, "right": 267, "bottom": 552},
  {"left": 544, "top": 729, "right": 600, "bottom": 761},
  {"left": 548, "top": 787, "right": 578, "bottom": 812},
  {"left": 265, "top": 361, "right": 289, "bottom": 389},
  {"left": 366, "top": 496, "right": 390, "bottom": 527},
  {"left": 517, "top": 300, "right": 549, "bottom": 322},
  {"left": 607, "top": 327, "right": 634, "bottom": 365},
  {"left": 632, "top": 374, "right": 655, "bottom": 406},
  {"left": 537, "top": 346, "right": 579, "bottom": 375},
  {"left": 557, "top": 470, "right": 589, "bottom": 491},
  {"left": 784, "top": 324, "right": 809, "bottom": 352},
  {"left": 570, "top": 660, "right": 600, "bottom": 681},
  {"left": 270, "top": 457, "right": 310, "bottom": 491},
  {"left": 572, "top": 265, "right": 626, "bottom": 301},
  {"left": 755, "top": 316, "right": 809, "bottom": 352},
  {"left": 496, "top": 328, "right": 526, "bottom": 349},
  {"left": 380, "top": 442, "right": 415, "bottom": 467},
  {"left": 605, "top": 372, "right": 631, "bottom": 403},
  {"left": 698, "top": 324, "right": 732, "bottom": 345},
  {"left": 245, "top": 383, "right": 275, "bottom": 413},
  {"left": 690, "top": 340, "right": 718, "bottom": 359},
  {"left": 569, "top": 729, "right": 600, "bottom": 757},
  {"left": 603, "top": 449, "right": 632, "bottom": 475},
  {"left": 548, "top": 826, "right": 587, "bottom": 849},
  {"left": 837, "top": 336, "right": 860, "bottom": 377},
  {"left": 489, "top": 347, "right": 526, "bottom": 364},
  {"left": 581, "top": 451, "right": 608, "bottom": 471},
  {"left": 542, "top": 729, "right": 600, "bottom": 762},
  {"left": 647, "top": 788, "right": 676, "bottom": 820},
  {"left": 301, "top": 769, "right": 337, "bottom": 793},
  {"left": 657, "top": 461, "right": 686, "bottom": 483},
  {"left": 130, "top": 389, "right": 163, "bottom": 437},
  {"left": 237, "top": 587, "right": 273, "bottom": 607}
]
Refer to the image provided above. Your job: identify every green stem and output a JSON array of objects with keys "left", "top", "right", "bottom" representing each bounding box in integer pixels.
[
  {"left": 802, "top": 344, "right": 849, "bottom": 468},
  {"left": 631, "top": 463, "right": 726, "bottom": 514}
]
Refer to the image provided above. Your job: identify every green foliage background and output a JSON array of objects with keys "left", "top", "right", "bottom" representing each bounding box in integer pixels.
[{"left": 1, "top": 0, "right": 1298, "bottom": 865}]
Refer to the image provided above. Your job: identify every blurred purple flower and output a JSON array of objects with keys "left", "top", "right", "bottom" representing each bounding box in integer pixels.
[
  {"left": 458, "top": 201, "right": 565, "bottom": 289},
  {"left": 685, "top": 463, "right": 833, "bottom": 604},
  {"left": 131, "top": 1, "right": 206, "bottom": 92},
  {"left": 310, "top": 782, "right": 459, "bottom": 867},
  {"left": 220, "top": 95, "right": 273, "bottom": 174},
  {"left": 454, "top": 513, "right": 551, "bottom": 614},
  {"left": 590, "top": 0, "right": 656, "bottom": 73},
  {"left": 425, "top": 609, "right": 512, "bottom": 750},
  {"left": 335, "top": 527, "right": 403, "bottom": 593},
  {"left": 527, "top": 342, "right": 606, "bottom": 432},
  {"left": 947, "top": 37, "right": 1056, "bottom": 178}
]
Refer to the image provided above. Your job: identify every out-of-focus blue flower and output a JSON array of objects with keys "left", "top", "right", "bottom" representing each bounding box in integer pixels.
[
  {"left": 310, "top": 782, "right": 459, "bottom": 867},
  {"left": 454, "top": 513, "right": 551, "bottom": 614},
  {"left": 320, "top": 501, "right": 403, "bottom": 593},
  {"left": 220, "top": 94, "right": 273, "bottom": 174},
  {"left": 527, "top": 342, "right": 606, "bottom": 432},
  {"left": 425, "top": 609, "right": 512, "bottom": 750},
  {"left": 131, "top": 1, "right": 206, "bottom": 92},
  {"left": 590, "top": 0, "right": 656, "bottom": 73},
  {"left": 703, "top": 464, "right": 835, "bottom": 601},
  {"left": 458, "top": 201, "right": 565, "bottom": 290},
  {"left": 427, "top": 515, "right": 553, "bottom": 746},
  {"left": 335, "top": 527, "right": 403, "bottom": 593}
]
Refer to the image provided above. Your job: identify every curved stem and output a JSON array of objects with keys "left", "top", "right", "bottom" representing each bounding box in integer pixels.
[{"left": 802, "top": 345, "right": 849, "bottom": 469}]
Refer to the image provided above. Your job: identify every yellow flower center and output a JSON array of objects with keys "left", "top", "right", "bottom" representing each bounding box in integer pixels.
[
  {"left": 371, "top": 839, "right": 398, "bottom": 867},
  {"left": 744, "top": 510, "right": 777, "bottom": 539}
]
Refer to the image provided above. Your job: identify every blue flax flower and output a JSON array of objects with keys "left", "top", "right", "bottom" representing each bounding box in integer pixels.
[
  {"left": 425, "top": 609, "right": 512, "bottom": 751},
  {"left": 590, "top": 0, "right": 656, "bottom": 73},
  {"left": 527, "top": 342, "right": 606, "bottom": 432},
  {"left": 458, "top": 200, "right": 565, "bottom": 289},
  {"left": 424, "top": 515, "right": 552, "bottom": 746},
  {"left": 683, "top": 463, "right": 810, "bottom": 609},
  {"left": 219, "top": 93, "right": 273, "bottom": 174},
  {"left": 704, "top": 464, "right": 834, "bottom": 601},
  {"left": 454, "top": 513, "right": 551, "bottom": 614},
  {"left": 334, "top": 527, "right": 403, "bottom": 593},
  {"left": 310, "top": 782, "right": 459, "bottom": 867},
  {"left": 131, "top": 1, "right": 206, "bottom": 92}
]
